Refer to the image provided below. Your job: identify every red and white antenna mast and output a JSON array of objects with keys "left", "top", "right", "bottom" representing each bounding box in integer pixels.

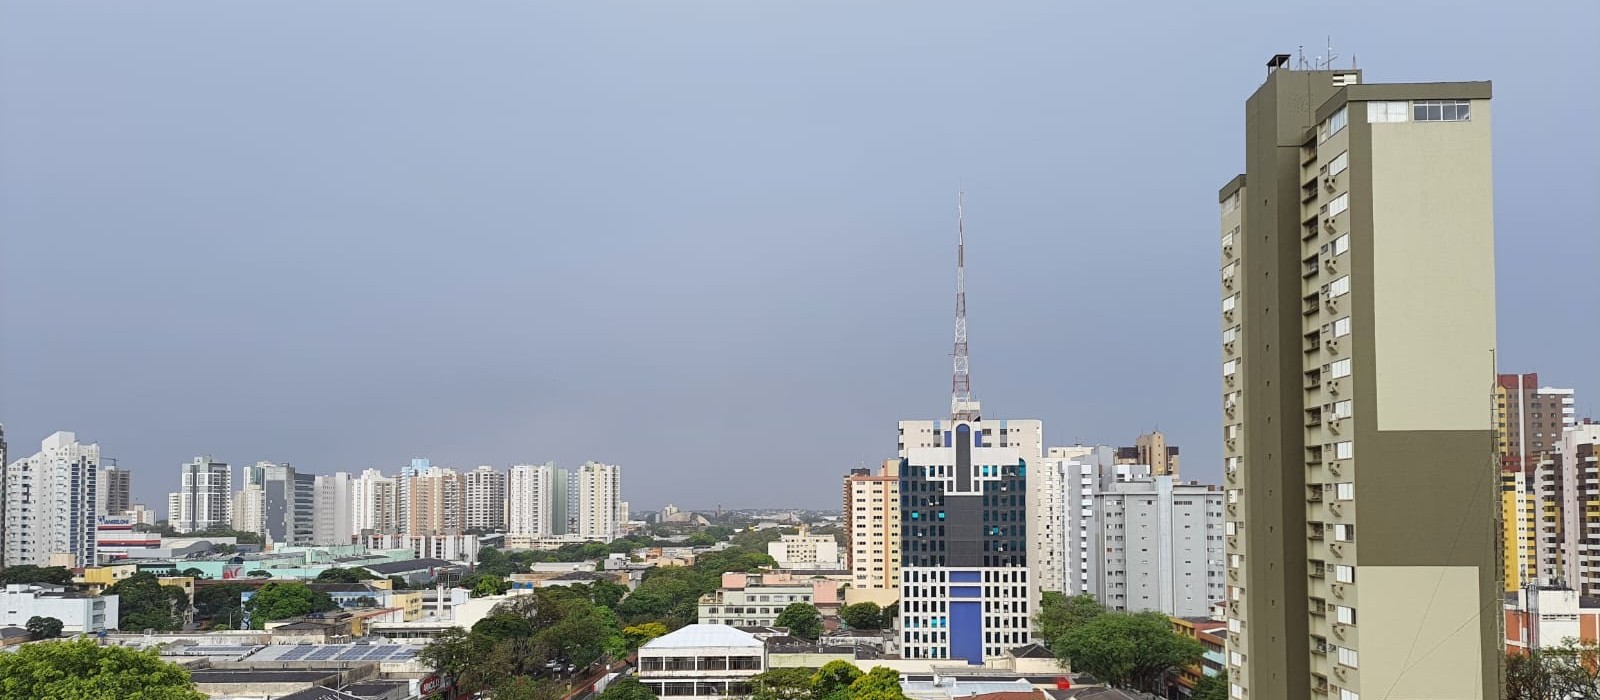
[{"left": 951, "top": 191, "right": 978, "bottom": 422}]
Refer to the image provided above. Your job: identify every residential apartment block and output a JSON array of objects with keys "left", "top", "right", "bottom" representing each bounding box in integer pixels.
[
  {"left": 575, "top": 461, "right": 624, "bottom": 542},
  {"left": 509, "top": 463, "right": 559, "bottom": 537},
  {"left": 1558, "top": 423, "right": 1600, "bottom": 597},
  {"left": 843, "top": 459, "right": 901, "bottom": 597},
  {"left": 352, "top": 468, "right": 399, "bottom": 535},
  {"left": 766, "top": 525, "right": 840, "bottom": 570},
  {"left": 1219, "top": 57, "right": 1499, "bottom": 699},
  {"left": 169, "top": 456, "right": 231, "bottom": 534},
  {"left": 1497, "top": 373, "right": 1578, "bottom": 591},
  {"left": 697, "top": 572, "right": 836, "bottom": 627},
  {"left": 2, "top": 431, "right": 100, "bottom": 567},
  {"left": 100, "top": 465, "right": 132, "bottom": 518},
  {"left": 463, "top": 466, "right": 507, "bottom": 532}
]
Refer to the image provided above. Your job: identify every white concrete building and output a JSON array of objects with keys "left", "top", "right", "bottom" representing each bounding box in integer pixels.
[
  {"left": 0, "top": 584, "right": 119, "bottom": 633},
  {"left": 352, "top": 468, "right": 399, "bottom": 534},
  {"left": 3, "top": 431, "right": 101, "bottom": 567},
  {"left": 844, "top": 460, "right": 900, "bottom": 599},
  {"left": 312, "top": 472, "right": 355, "bottom": 545},
  {"left": 698, "top": 573, "right": 834, "bottom": 627},
  {"left": 637, "top": 624, "right": 765, "bottom": 700},
  {"left": 1085, "top": 472, "right": 1225, "bottom": 618},
  {"left": 508, "top": 463, "right": 557, "bottom": 536},
  {"left": 169, "top": 456, "right": 232, "bottom": 534},
  {"left": 767, "top": 527, "right": 841, "bottom": 570},
  {"left": 1560, "top": 422, "right": 1600, "bottom": 596},
  {"left": 463, "top": 466, "right": 507, "bottom": 532},
  {"left": 576, "top": 461, "right": 624, "bottom": 542},
  {"left": 363, "top": 533, "right": 481, "bottom": 562}
]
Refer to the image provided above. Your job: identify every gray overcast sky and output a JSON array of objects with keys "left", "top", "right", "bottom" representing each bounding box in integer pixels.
[{"left": 2, "top": 2, "right": 1595, "bottom": 513}]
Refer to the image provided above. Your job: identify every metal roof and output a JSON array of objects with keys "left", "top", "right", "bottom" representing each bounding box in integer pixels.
[{"left": 643, "top": 624, "right": 763, "bottom": 649}]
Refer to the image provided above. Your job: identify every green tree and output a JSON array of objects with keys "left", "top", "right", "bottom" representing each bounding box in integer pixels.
[
  {"left": 194, "top": 583, "right": 253, "bottom": 629},
  {"left": 848, "top": 667, "right": 907, "bottom": 700},
  {"left": 623, "top": 622, "right": 669, "bottom": 649},
  {"left": 466, "top": 574, "right": 511, "bottom": 598},
  {"left": 840, "top": 602, "right": 883, "bottom": 630},
  {"left": 0, "top": 638, "right": 205, "bottom": 700},
  {"left": 1191, "top": 670, "right": 1228, "bottom": 700},
  {"left": 811, "top": 660, "right": 863, "bottom": 700},
  {"left": 108, "top": 573, "right": 189, "bottom": 632},
  {"left": 25, "top": 616, "right": 64, "bottom": 640},
  {"left": 750, "top": 667, "right": 816, "bottom": 700},
  {"left": 0, "top": 565, "right": 75, "bottom": 586},
  {"left": 247, "top": 570, "right": 271, "bottom": 578},
  {"left": 1035, "top": 591, "right": 1105, "bottom": 644},
  {"left": 704, "top": 526, "right": 735, "bottom": 541},
  {"left": 775, "top": 602, "right": 823, "bottom": 640},
  {"left": 472, "top": 612, "right": 534, "bottom": 641},
  {"left": 351, "top": 596, "right": 379, "bottom": 608},
  {"left": 497, "top": 676, "right": 564, "bottom": 700},
  {"left": 881, "top": 601, "right": 898, "bottom": 625},
  {"left": 419, "top": 627, "right": 501, "bottom": 695},
  {"left": 1055, "top": 611, "right": 1203, "bottom": 692},
  {"left": 244, "top": 582, "right": 338, "bottom": 628},
  {"left": 315, "top": 568, "right": 372, "bottom": 583},
  {"left": 387, "top": 575, "right": 411, "bottom": 590},
  {"left": 685, "top": 532, "right": 717, "bottom": 547},
  {"left": 597, "top": 676, "right": 658, "bottom": 700}
]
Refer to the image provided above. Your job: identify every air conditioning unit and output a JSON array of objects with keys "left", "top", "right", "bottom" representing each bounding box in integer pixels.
[
  {"left": 1329, "top": 502, "right": 1343, "bottom": 516},
  {"left": 1223, "top": 276, "right": 1234, "bottom": 290},
  {"left": 1334, "top": 666, "right": 1347, "bottom": 679},
  {"left": 1324, "top": 175, "right": 1337, "bottom": 192},
  {"left": 1325, "top": 379, "right": 1341, "bottom": 395},
  {"left": 1225, "top": 374, "right": 1236, "bottom": 387},
  {"left": 1223, "top": 244, "right": 1235, "bottom": 259},
  {"left": 1324, "top": 256, "right": 1338, "bottom": 272},
  {"left": 1330, "top": 543, "right": 1344, "bottom": 558},
  {"left": 1325, "top": 338, "right": 1339, "bottom": 353},
  {"left": 1333, "top": 623, "right": 1346, "bottom": 639},
  {"left": 1226, "top": 438, "right": 1237, "bottom": 450},
  {"left": 1328, "top": 419, "right": 1342, "bottom": 435},
  {"left": 1324, "top": 217, "right": 1338, "bottom": 233},
  {"left": 1328, "top": 461, "right": 1341, "bottom": 476},
  {"left": 1224, "top": 341, "right": 1236, "bottom": 355},
  {"left": 1325, "top": 297, "right": 1340, "bottom": 312},
  {"left": 1332, "top": 583, "right": 1345, "bottom": 599}
]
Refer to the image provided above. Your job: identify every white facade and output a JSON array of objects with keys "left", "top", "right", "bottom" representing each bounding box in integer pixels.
[
  {"left": 844, "top": 460, "right": 900, "bottom": 592},
  {"left": 638, "top": 624, "right": 765, "bottom": 700},
  {"left": 169, "top": 456, "right": 232, "bottom": 533},
  {"left": 508, "top": 463, "right": 557, "bottom": 536},
  {"left": 231, "top": 483, "right": 264, "bottom": 535},
  {"left": 0, "top": 584, "right": 119, "bottom": 633},
  {"left": 463, "top": 466, "right": 507, "bottom": 532},
  {"left": 1084, "top": 473, "right": 1225, "bottom": 618},
  {"left": 1560, "top": 423, "right": 1600, "bottom": 595},
  {"left": 352, "top": 468, "right": 399, "bottom": 534},
  {"left": 363, "top": 533, "right": 481, "bottom": 562},
  {"left": 312, "top": 472, "right": 355, "bottom": 545},
  {"left": 767, "top": 529, "right": 841, "bottom": 570},
  {"left": 3, "top": 431, "right": 101, "bottom": 567},
  {"left": 576, "top": 461, "right": 623, "bottom": 542}
]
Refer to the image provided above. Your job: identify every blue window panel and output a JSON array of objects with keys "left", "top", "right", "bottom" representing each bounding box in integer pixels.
[
  {"left": 950, "top": 586, "right": 981, "bottom": 598},
  {"left": 951, "top": 601, "right": 982, "bottom": 664},
  {"left": 950, "top": 571, "right": 981, "bottom": 583}
]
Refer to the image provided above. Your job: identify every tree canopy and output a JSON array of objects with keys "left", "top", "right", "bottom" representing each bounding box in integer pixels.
[
  {"left": 1053, "top": 611, "right": 1203, "bottom": 691},
  {"left": 1191, "top": 670, "right": 1228, "bottom": 700},
  {"left": 108, "top": 572, "right": 189, "bottom": 632},
  {"left": 1508, "top": 640, "right": 1600, "bottom": 700},
  {"left": 26, "top": 616, "right": 64, "bottom": 640},
  {"left": 597, "top": 676, "right": 658, "bottom": 700},
  {"left": 0, "top": 638, "right": 205, "bottom": 700},
  {"left": 194, "top": 583, "right": 254, "bottom": 629},
  {"left": 847, "top": 667, "right": 908, "bottom": 700},
  {"left": 0, "top": 565, "right": 74, "bottom": 586},
  {"left": 1034, "top": 591, "right": 1105, "bottom": 644},
  {"left": 244, "top": 582, "right": 338, "bottom": 629},
  {"left": 775, "top": 602, "right": 823, "bottom": 641},
  {"left": 314, "top": 568, "right": 376, "bottom": 584},
  {"left": 840, "top": 602, "right": 883, "bottom": 630},
  {"left": 811, "top": 660, "right": 864, "bottom": 700},
  {"left": 420, "top": 587, "right": 627, "bottom": 697},
  {"left": 751, "top": 667, "right": 818, "bottom": 700}
]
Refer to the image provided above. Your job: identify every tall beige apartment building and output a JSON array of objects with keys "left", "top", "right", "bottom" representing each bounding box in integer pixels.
[
  {"left": 842, "top": 459, "right": 900, "bottom": 602},
  {"left": 1219, "top": 56, "right": 1500, "bottom": 699}
]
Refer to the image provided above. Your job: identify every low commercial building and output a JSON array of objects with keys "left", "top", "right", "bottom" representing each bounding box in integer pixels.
[
  {"left": 767, "top": 526, "right": 841, "bottom": 570},
  {"left": 638, "top": 624, "right": 766, "bottom": 700},
  {"left": 0, "top": 584, "right": 119, "bottom": 633},
  {"left": 1506, "top": 588, "right": 1600, "bottom": 654},
  {"left": 698, "top": 572, "right": 839, "bottom": 627}
]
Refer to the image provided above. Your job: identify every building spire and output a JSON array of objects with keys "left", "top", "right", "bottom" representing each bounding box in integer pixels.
[{"left": 951, "top": 191, "right": 977, "bottom": 421}]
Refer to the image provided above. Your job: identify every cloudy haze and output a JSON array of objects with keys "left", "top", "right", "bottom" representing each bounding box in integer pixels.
[{"left": 2, "top": 1, "right": 1595, "bottom": 512}]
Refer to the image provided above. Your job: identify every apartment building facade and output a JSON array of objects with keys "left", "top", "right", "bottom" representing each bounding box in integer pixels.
[
  {"left": 170, "top": 456, "right": 232, "bottom": 534},
  {"left": 843, "top": 459, "right": 901, "bottom": 596},
  {"left": 2, "top": 431, "right": 100, "bottom": 567},
  {"left": 575, "top": 461, "right": 624, "bottom": 542},
  {"left": 463, "top": 466, "right": 507, "bottom": 532},
  {"left": 509, "top": 463, "right": 558, "bottom": 536},
  {"left": 1219, "top": 57, "right": 1500, "bottom": 698}
]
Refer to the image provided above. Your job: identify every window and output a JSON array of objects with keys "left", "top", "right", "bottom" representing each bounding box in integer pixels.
[
  {"left": 1320, "top": 105, "right": 1348, "bottom": 143},
  {"left": 1341, "top": 690, "right": 1360, "bottom": 700},
  {"left": 1335, "top": 482, "right": 1354, "bottom": 500},
  {"left": 1367, "top": 101, "right": 1409, "bottom": 123},
  {"left": 1231, "top": 683, "right": 1244, "bottom": 699},
  {"left": 1334, "top": 524, "right": 1354, "bottom": 542},
  {"left": 1414, "top": 100, "right": 1471, "bottom": 122},
  {"left": 1329, "top": 276, "right": 1350, "bottom": 297},
  {"left": 1223, "top": 360, "right": 1237, "bottom": 377},
  {"left": 1330, "top": 359, "right": 1352, "bottom": 379},
  {"left": 1337, "top": 645, "right": 1359, "bottom": 668},
  {"left": 1332, "top": 234, "right": 1349, "bottom": 256},
  {"left": 1327, "top": 193, "right": 1349, "bottom": 218},
  {"left": 1334, "top": 565, "right": 1355, "bottom": 583},
  {"left": 1223, "top": 327, "right": 1238, "bottom": 344},
  {"left": 1225, "top": 521, "right": 1237, "bottom": 536},
  {"left": 1333, "top": 317, "right": 1351, "bottom": 338},
  {"left": 1223, "top": 294, "right": 1237, "bottom": 312},
  {"left": 1228, "top": 618, "right": 1241, "bottom": 633},
  {"left": 1334, "top": 400, "right": 1352, "bottom": 418},
  {"left": 1335, "top": 605, "right": 1356, "bottom": 625},
  {"left": 1230, "top": 651, "right": 1243, "bottom": 666},
  {"left": 1324, "top": 153, "right": 1350, "bottom": 179},
  {"left": 1334, "top": 441, "right": 1354, "bottom": 459}
]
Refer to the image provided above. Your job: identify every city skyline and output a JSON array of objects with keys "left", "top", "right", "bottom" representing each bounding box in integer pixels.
[{"left": 3, "top": 3, "right": 1596, "bottom": 511}]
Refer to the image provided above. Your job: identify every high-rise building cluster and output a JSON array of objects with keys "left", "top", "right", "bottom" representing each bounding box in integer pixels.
[{"left": 0, "top": 434, "right": 628, "bottom": 566}]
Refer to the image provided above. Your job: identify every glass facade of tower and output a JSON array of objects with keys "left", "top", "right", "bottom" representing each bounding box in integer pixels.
[{"left": 900, "top": 421, "right": 1030, "bottom": 663}]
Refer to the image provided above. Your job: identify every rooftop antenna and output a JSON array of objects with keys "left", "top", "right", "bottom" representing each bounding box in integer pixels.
[
  {"left": 1297, "top": 46, "right": 1306, "bottom": 69},
  {"left": 1321, "top": 36, "right": 1339, "bottom": 69},
  {"left": 950, "top": 191, "right": 976, "bottom": 422}
]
